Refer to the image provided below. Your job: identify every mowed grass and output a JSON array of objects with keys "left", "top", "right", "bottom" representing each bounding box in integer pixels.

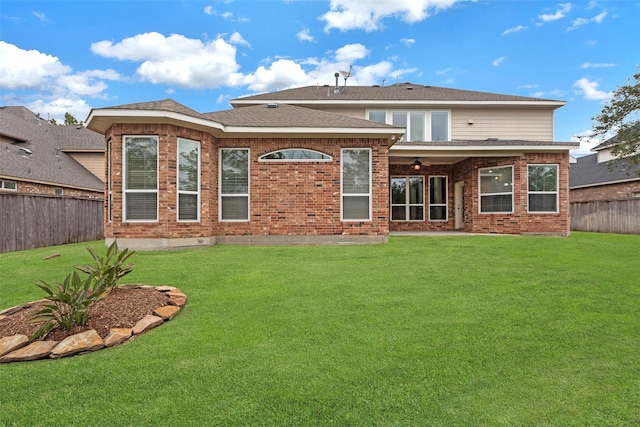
[{"left": 1, "top": 232, "right": 639, "bottom": 426}]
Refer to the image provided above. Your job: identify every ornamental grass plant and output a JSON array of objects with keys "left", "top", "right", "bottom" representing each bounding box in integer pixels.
[{"left": 1, "top": 232, "right": 639, "bottom": 426}]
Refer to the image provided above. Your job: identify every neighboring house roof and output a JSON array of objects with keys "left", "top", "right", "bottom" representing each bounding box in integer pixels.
[
  {"left": 231, "top": 82, "right": 566, "bottom": 108},
  {"left": 570, "top": 153, "right": 640, "bottom": 188},
  {"left": 0, "top": 106, "right": 104, "bottom": 191}
]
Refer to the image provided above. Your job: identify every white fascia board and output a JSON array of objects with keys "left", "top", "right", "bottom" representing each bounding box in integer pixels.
[
  {"left": 390, "top": 143, "right": 577, "bottom": 153},
  {"left": 221, "top": 126, "right": 401, "bottom": 135},
  {"left": 232, "top": 99, "right": 567, "bottom": 108},
  {"left": 86, "top": 109, "right": 225, "bottom": 133}
]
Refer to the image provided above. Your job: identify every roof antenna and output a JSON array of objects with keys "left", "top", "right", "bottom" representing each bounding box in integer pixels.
[{"left": 339, "top": 64, "right": 353, "bottom": 88}]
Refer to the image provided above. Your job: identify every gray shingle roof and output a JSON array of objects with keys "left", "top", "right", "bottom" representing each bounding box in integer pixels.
[
  {"left": 0, "top": 106, "right": 104, "bottom": 191},
  {"left": 95, "top": 99, "right": 212, "bottom": 121},
  {"left": 570, "top": 153, "right": 640, "bottom": 188},
  {"left": 204, "top": 103, "right": 399, "bottom": 129},
  {"left": 232, "top": 83, "right": 565, "bottom": 104}
]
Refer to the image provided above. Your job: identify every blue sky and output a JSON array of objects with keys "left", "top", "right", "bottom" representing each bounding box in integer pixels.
[{"left": 1, "top": 0, "right": 638, "bottom": 155}]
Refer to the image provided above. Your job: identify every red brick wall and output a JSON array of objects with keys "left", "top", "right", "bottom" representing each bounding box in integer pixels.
[
  {"left": 570, "top": 181, "right": 640, "bottom": 202},
  {"left": 105, "top": 124, "right": 389, "bottom": 240},
  {"left": 389, "top": 152, "right": 571, "bottom": 235}
]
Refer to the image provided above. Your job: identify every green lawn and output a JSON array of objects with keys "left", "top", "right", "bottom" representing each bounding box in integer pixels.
[{"left": 1, "top": 233, "right": 639, "bottom": 426}]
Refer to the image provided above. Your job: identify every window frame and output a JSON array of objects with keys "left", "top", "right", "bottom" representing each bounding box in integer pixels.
[
  {"left": 478, "top": 165, "right": 514, "bottom": 214},
  {"left": 341, "top": 147, "right": 372, "bottom": 222},
  {"left": 219, "top": 148, "right": 250, "bottom": 222},
  {"left": 0, "top": 180, "right": 17, "bottom": 191},
  {"left": 367, "top": 110, "right": 450, "bottom": 142},
  {"left": 177, "top": 137, "right": 201, "bottom": 222},
  {"left": 390, "top": 175, "right": 425, "bottom": 222},
  {"left": 527, "top": 164, "right": 559, "bottom": 214},
  {"left": 258, "top": 148, "right": 332, "bottom": 162},
  {"left": 123, "top": 135, "right": 159, "bottom": 222},
  {"left": 429, "top": 175, "right": 448, "bottom": 221}
]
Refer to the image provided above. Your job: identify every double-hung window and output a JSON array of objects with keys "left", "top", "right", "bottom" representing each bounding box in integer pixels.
[
  {"left": 391, "top": 176, "right": 424, "bottom": 221},
  {"left": 1, "top": 180, "right": 17, "bottom": 191},
  {"left": 429, "top": 176, "right": 448, "bottom": 221},
  {"left": 341, "top": 148, "right": 371, "bottom": 221},
  {"left": 178, "top": 138, "right": 200, "bottom": 221},
  {"left": 220, "top": 148, "right": 249, "bottom": 221},
  {"left": 528, "top": 164, "right": 559, "bottom": 213},
  {"left": 124, "top": 136, "right": 158, "bottom": 221},
  {"left": 479, "top": 166, "right": 513, "bottom": 213}
]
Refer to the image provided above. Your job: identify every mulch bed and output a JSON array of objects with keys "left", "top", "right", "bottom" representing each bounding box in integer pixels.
[{"left": 0, "top": 287, "right": 169, "bottom": 341}]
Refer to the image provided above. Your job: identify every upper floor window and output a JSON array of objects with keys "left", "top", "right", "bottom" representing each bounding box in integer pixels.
[
  {"left": 123, "top": 136, "right": 158, "bottom": 222},
  {"left": 479, "top": 166, "right": 513, "bottom": 214},
  {"left": 178, "top": 138, "right": 200, "bottom": 222},
  {"left": 368, "top": 110, "right": 450, "bottom": 142},
  {"left": 259, "top": 149, "right": 332, "bottom": 162},
  {"left": 220, "top": 148, "right": 249, "bottom": 221},
  {"left": 528, "top": 164, "right": 558, "bottom": 213}
]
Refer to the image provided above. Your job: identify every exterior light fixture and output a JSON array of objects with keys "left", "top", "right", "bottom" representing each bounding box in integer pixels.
[{"left": 412, "top": 158, "right": 422, "bottom": 170}]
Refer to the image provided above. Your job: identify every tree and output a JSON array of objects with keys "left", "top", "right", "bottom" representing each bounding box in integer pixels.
[
  {"left": 64, "top": 112, "right": 83, "bottom": 126},
  {"left": 49, "top": 117, "right": 57, "bottom": 125},
  {"left": 590, "top": 70, "right": 640, "bottom": 174}
]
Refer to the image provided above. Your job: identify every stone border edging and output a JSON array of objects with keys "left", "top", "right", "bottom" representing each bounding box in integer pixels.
[{"left": 0, "top": 285, "right": 187, "bottom": 363}]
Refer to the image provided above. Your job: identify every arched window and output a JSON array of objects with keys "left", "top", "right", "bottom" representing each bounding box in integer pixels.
[{"left": 258, "top": 149, "right": 332, "bottom": 162}]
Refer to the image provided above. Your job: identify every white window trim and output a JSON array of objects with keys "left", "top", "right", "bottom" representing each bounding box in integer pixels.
[
  {"left": 478, "top": 165, "right": 514, "bottom": 214},
  {"left": 219, "top": 148, "right": 250, "bottom": 222},
  {"left": 341, "top": 147, "right": 372, "bottom": 222},
  {"left": 177, "top": 138, "right": 201, "bottom": 222},
  {"left": 123, "top": 135, "right": 159, "bottom": 223},
  {"left": 258, "top": 148, "right": 332, "bottom": 162},
  {"left": 527, "top": 164, "right": 559, "bottom": 214},
  {"left": 390, "top": 175, "right": 425, "bottom": 222},
  {"left": 107, "top": 138, "right": 112, "bottom": 223},
  {"left": 429, "top": 175, "right": 448, "bottom": 221},
  {"left": 366, "top": 109, "right": 451, "bottom": 142},
  {"left": 0, "top": 180, "right": 17, "bottom": 191}
]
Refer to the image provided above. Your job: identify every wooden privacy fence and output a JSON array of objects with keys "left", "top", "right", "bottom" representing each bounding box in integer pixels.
[
  {"left": 0, "top": 193, "right": 104, "bottom": 253},
  {"left": 571, "top": 198, "right": 640, "bottom": 234}
]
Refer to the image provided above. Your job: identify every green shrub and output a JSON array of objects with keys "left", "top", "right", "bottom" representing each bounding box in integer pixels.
[
  {"left": 74, "top": 240, "right": 135, "bottom": 293},
  {"left": 30, "top": 271, "right": 106, "bottom": 340}
]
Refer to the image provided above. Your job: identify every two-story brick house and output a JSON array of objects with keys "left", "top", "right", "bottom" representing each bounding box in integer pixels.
[{"left": 86, "top": 81, "right": 578, "bottom": 249}]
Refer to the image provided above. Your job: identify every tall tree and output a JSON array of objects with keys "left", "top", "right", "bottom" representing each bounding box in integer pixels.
[
  {"left": 63, "top": 112, "right": 83, "bottom": 126},
  {"left": 590, "top": 70, "right": 640, "bottom": 174}
]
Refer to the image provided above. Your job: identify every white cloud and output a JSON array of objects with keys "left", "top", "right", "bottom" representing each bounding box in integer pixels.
[
  {"left": 32, "top": 11, "right": 48, "bottom": 22},
  {"left": 567, "top": 10, "right": 607, "bottom": 30},
  {"left": 297, "top": 28, "right": 314, "bottom": 42},
  {"left": 320, "top": 0, "right": 460, "bottom": 32},
  {"left": 399, "top": 38, "right": 415, "bottom": 46},
  {"left": 492, "top": 56, "right": 506, "bottom": 67},
  {"left": 242, "top": 59, "right": 311, "bottom": 92},
  {"left": 204, "top": 6, "right": 216, "bottom": 15},
  {"left": 91, "top": 32, "right": 243, "bottom": 89},
  {"left": 518, "top": 84, "right": 539, "bottom": 89},
  {"left": 27, "top": 98, "right": 93, "bottom": 124},
  {"left": 502, "top": 25, "right": 527, "bottom": 35},
  {"left": 335, "top": 43, "right": 369, "bottom": 62},
  {"left": 0, "top": 41, "right": 71, "bottom": 89},
  {"left": 580, "top": 62, "right": 616, "bottom": 69},
  {"left": 570, "top": 129, "right": 602, "bottom": 156},
  {"left": 567, "top": 17, "right": 588, "bottom": 31},
  {"left": 539, "top": 3, "right": 573, "bottom": 22},
  {"left": 573, "top": 77, "right": 612, "bottom": 101},
  {"left": 229, "top": 32, "right": 250, "bottom": 47}
]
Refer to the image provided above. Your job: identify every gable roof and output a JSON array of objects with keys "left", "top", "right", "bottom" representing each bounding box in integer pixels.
[
  {"left": 570, "top": 153, "right": 640, "bottom": 188},
  {"left": 231, "top": 83, "right": 566, "bottom": 108},
  {"left": 0, "top": 106, "right": 104, "bottom": 191}
]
